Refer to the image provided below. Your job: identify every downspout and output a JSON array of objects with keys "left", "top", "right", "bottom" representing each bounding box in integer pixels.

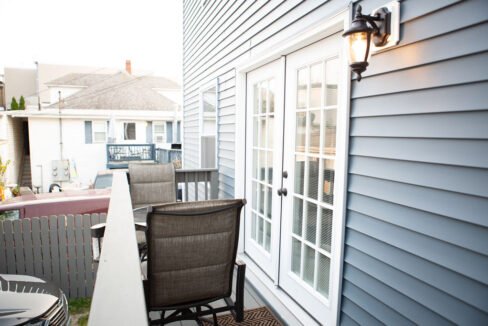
[
  {"left": 58, "top": 91, "right": 63, "bottom": 160},
  {"left": 35, "top": 61, "right": 41, "bottom": 111}
]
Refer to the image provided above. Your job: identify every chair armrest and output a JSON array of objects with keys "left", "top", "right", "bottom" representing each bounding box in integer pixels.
[
  {"left": 135, "top": 222, "right": 147, "bottom": 231},
  {"left": 235, "top": 260, "right": 246, "bottom": 267}
]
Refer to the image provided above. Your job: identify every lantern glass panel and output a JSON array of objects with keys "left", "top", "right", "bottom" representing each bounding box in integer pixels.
[{"left": 346, "top": 31, "right": 371, "bottom": 65}]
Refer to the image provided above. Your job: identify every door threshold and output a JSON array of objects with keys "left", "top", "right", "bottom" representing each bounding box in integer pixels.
[{"left": 238, "top": 253, "right": 320, "bottom": 326}]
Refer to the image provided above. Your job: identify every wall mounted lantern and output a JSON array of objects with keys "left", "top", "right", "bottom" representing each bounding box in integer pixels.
[{"left": 343, "top": 1, "right": 400, "bottom": 81}]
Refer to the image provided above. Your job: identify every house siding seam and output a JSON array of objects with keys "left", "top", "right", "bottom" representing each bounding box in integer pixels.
[{"left": 341, "top": 0, "right": 488, "bottom": 325}]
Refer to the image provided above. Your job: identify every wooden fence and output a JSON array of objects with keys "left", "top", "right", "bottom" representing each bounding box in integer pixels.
[{"left": 0, "top": 213, "right": 106, "bottom": 299}]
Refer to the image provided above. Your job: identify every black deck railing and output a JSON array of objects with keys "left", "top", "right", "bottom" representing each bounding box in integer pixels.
[
  {"left": 106, "top": 144, "right": 156, "bottom": 168},
  {"left": 155, "top": 148, "right": 182, "bottom": 165}
]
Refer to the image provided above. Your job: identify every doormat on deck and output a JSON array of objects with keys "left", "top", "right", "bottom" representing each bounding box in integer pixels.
[{"left": 203, "top": 307, "right": 283, "bottom": 326}]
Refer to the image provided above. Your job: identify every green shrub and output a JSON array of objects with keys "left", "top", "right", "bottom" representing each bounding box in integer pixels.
[
  {"left": 10, "top": 97, "right": 18, "bottom": 110},
  {"left": 19, "top": 96, "right": 25, "bottom": 110}
]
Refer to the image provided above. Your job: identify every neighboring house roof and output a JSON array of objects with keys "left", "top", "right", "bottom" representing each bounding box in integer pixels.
[
  {"left": 47, "top": 72, "right": 180, "bottom": 111},
  {"left": 45, "top": 73, "right": 111, "bottom": 87},
  {"left": 37, "top": 63, "right": 118, "bottom": 105}
]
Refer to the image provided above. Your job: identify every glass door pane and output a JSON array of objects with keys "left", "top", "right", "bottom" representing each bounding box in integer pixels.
[
  {"left": 250, "top": 79, "right": 274, "bottom": 252},
  {"left": 289, "top": 56, "right": 339, "bottom": 299},
  {"left": 245, "top": 59, "right": 284, "bottom": 279}
]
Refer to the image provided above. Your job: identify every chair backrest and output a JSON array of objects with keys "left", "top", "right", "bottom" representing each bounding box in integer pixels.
[
  {"left": 146, "top": 199, "right": 246, "bottom": 308},
  {"left": 129, "top": 163, "right": 176, "bottom": 209}
]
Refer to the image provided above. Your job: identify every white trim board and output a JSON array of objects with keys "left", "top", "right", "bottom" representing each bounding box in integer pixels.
[{"left": 235, "top": 6, "right": 351, "bottom": 326}]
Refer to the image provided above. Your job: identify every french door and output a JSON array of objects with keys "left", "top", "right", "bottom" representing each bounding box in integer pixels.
[
  {"left": 245, "top": 59, "right": 284, "bottom": 278},
  {"left": 245, "top": 33, "right": 345, "bottom": 325}
]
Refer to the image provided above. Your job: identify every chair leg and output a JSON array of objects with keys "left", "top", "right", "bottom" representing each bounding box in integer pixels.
[
  {"left": 235, "top": 261, "right": 246, "bottom": 322},
  {"left": 212, "top": 310, "right": 218, "bottom": 326}
]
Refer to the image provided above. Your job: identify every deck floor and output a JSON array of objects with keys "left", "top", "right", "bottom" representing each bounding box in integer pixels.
[{"left": 148, "top": 271, "right": 265, "bottom": 325}]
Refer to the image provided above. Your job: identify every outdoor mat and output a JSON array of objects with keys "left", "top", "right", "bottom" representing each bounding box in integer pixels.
[{"left": 202, "top": 307, "right": 283, "bottom": 326}]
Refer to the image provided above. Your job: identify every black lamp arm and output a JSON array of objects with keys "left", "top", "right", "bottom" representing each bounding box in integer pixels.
[{"left": 355, "top": 5, "right": 384, "bottom": 33}]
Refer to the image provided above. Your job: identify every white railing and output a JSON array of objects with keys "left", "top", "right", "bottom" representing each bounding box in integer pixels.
[
  {"left": 88, "top": 171, "right": 147, "bottom": 325},
  {"left": 175, "top": 168, "right": 218, "bottom": 201}
]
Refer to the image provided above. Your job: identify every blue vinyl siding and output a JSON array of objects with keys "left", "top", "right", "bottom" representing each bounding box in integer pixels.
[
  {"left": 341, "top": 0, "right": 488, "bottom": 324},
  {"left": 183, "top": 0, "right": 488, "bottom": 324}
]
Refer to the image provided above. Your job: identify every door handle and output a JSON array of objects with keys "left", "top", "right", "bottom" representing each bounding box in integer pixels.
[{"left": 277, "top": 188, "right": 288, "bottom": 196}]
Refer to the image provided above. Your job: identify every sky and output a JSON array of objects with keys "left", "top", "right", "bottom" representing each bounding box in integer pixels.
[{"left": 0, "top": 0, "right": 183, "bottom": 83}]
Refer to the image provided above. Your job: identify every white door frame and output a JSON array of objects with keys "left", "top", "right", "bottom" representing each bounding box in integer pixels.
[{"left": 235, "top": 8, "right": 351, "bottom": 326}]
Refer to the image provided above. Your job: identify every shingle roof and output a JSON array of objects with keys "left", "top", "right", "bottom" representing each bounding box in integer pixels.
[
  {"left": 45, "top": 73, "right": 111, "bottom": 87},
  {"left": 47, "top": 72, "right": 180, "bottom": 111}
]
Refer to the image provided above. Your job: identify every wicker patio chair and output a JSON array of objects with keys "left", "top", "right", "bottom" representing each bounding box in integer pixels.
[{"left": 144, "top": 199, "right": 247, "bottom": 325}]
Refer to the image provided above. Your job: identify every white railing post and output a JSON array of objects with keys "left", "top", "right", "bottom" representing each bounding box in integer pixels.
[{"left": 88, "top": 172, "right": 147, "bottom": 326}]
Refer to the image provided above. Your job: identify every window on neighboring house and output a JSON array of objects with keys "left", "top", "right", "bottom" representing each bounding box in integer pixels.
[
  {"left": 84, "top": 120, "right": 107, "bottom": 144},
  {"left": 176, "top": 121, "right": 181, "bottom": 143},
  {"left": 153, "top": 122, "right": 165, "bottom": 144},
  {"left": 124, "top": 122, "right": 136, "bottom": 140},
  {"left": 166, "top": 121, "right": 173, "bottom": 144},
  {"left": 200, "top": 84, "right": 217, "bottom": 168},
  {"left": 93, "top": 121, "right": 107, "bottom": 143}
]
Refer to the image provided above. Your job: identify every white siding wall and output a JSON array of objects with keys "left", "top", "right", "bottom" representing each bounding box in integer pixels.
[
  {"left": 7, "top": 117, "right": 23, "bottom": 185},
  {"left": 0, "top": 114, "right": 24, "bottom": 185},
  {"left": 29, "top": 118, "right": 107, "bottom": 191}
]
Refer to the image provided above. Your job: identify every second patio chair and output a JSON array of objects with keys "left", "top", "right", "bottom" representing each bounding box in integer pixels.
[
  {"left": 129, "top": 162, "right": 176, "bottom": 209},
  {"left": 144, "top": 199, "right": 246, "bottom": 325}
]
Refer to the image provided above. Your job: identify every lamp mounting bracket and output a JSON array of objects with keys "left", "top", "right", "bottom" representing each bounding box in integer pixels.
[{"left": 355, "top": 5, "right": 391, "bottom": 47}]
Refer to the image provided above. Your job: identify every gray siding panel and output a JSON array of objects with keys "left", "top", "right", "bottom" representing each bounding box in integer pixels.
[
  {"left": 345, "top": 246, "right": 488, "bottom": 324},
  {"left": 341, "top": 297, "right": 383, "bottom": 326},
  {"left": 362, "top": 22, "right": 488, "bottom": 77},
  {"left": 343, "top": 280, "right": 416, "bottom": 326},
  {"left": 348, "top": 193, "right": 488, "bottom": 255},
  {"left": 349, "top": 175, "right": 488, "bottom": 227},
  {"left": 343, "top": 264, "right": 454, "bottom": 325},
  {"left": 349, "top": 156, "right": 488, "bottom": 198},
  {"left": 342, "top": 0, "right": 488, "bottom": 324},
  {"left": 347, "top": 229, "right": 488, "bottom": 312},
  {"left": 347, "top": 211, "right": 488, "bottom": 285},
  {"left": 399, "top": 0, "right": 488, "bottom": 46},
  {"left": 350, "top": 137, "right": 488, "bottom": 169},
  {"left": 352, "top": 51, "right": 488, "bottom": 97},
  {"left": 351, "top": 111, "right": 488, "bottom": 139},
  {"left": 350, "top": 81, "right": 488, "bottom": 117}
]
